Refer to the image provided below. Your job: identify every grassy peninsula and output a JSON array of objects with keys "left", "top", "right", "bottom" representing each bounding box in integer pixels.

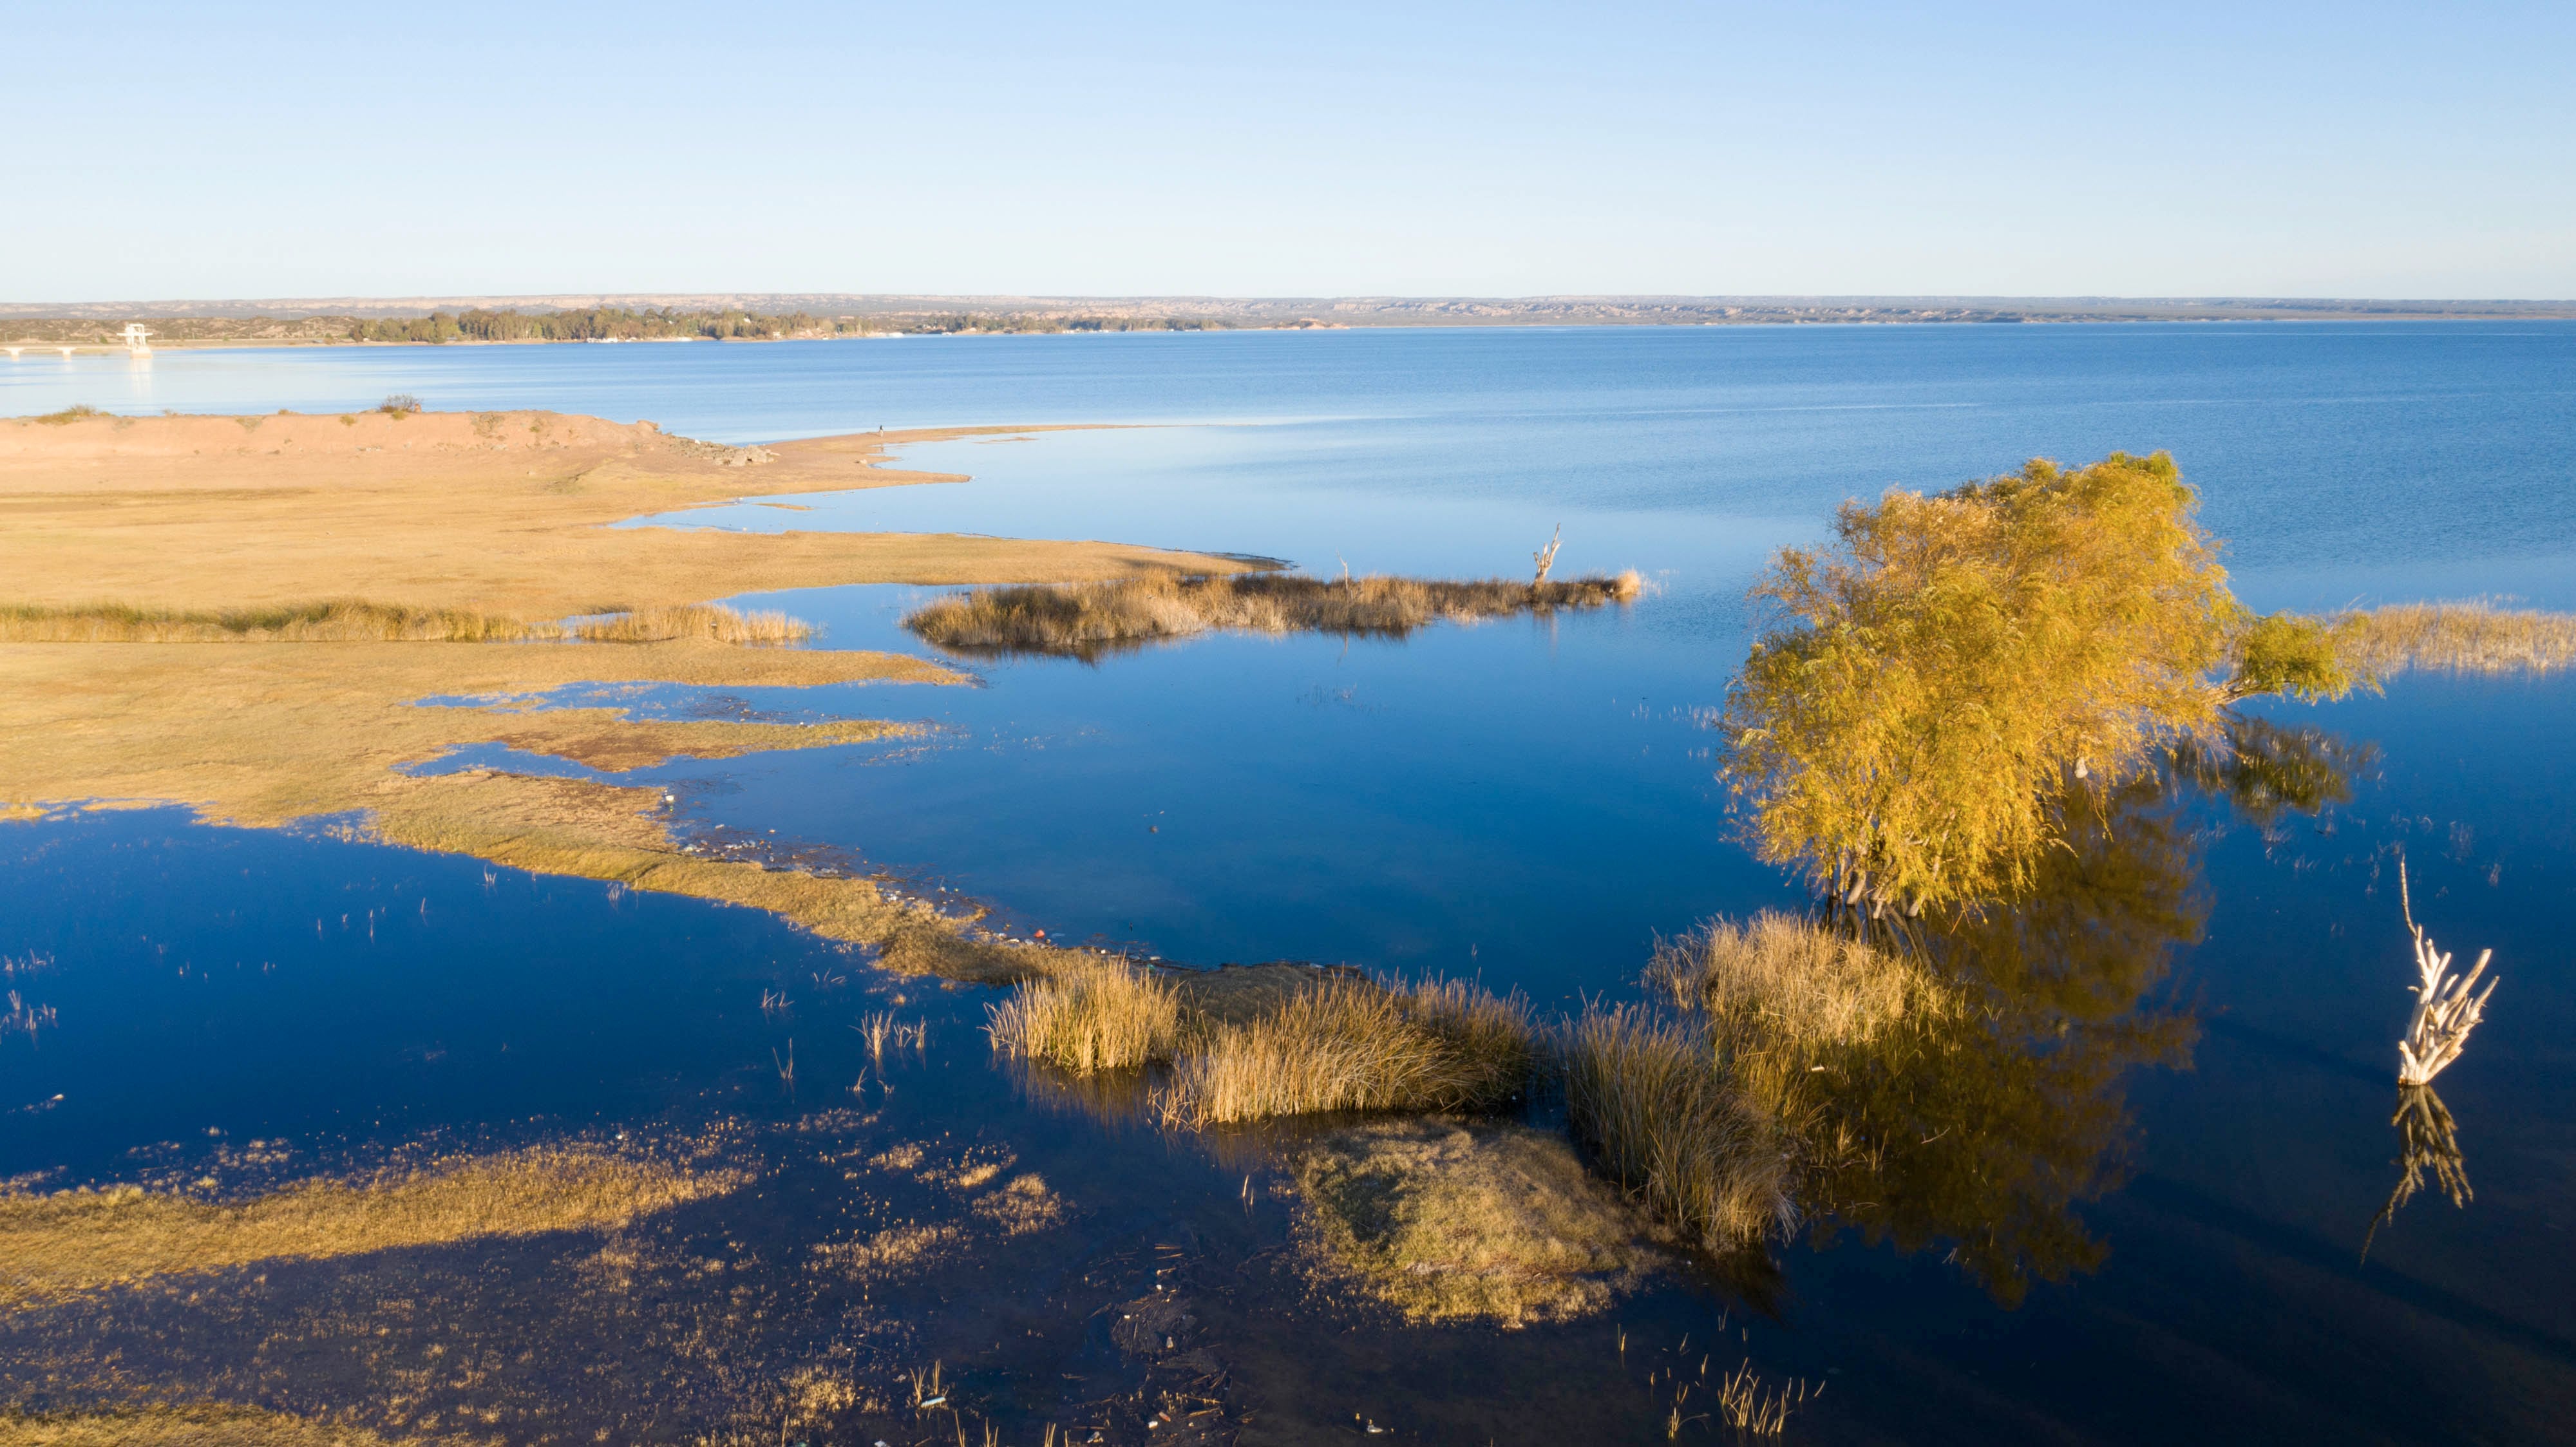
[{"left": 0, "top": 408, "right": 1264, "bottom": 978}]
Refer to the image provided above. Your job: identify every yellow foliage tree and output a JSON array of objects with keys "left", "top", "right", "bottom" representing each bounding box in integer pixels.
[{"left": 1719, "top": 452, "right": 2235, "bottom": 927}]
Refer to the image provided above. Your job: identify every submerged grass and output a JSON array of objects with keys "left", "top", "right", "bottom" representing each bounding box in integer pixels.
[
  {"left": 2331, "top": 600, "right": 2576, "bottom": 677},
  {"left": 1293, "top": 1119, "right": 1662, "bottom": 1327},
  {"left": 0, "top": 600, "right": 813, "bottom": 646},
  {"left": 905, "top": 570, "right": 1645, "bottom": 659},
  {"left": 0, "top": 1146, "right": 734, "bottom": 1306}
]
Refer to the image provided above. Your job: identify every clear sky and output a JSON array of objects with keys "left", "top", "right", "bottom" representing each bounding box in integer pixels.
[{"left": 7, "top": 1, "right": 2571, "bottom": 301}]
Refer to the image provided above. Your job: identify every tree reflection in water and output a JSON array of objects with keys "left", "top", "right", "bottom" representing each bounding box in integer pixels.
[
  {"left": 2363, "top": 1084, "right": 2471, "bottom": 1262},
  {"left": 1780, "top": 723, "right": 2370, "bottom": 1306}
]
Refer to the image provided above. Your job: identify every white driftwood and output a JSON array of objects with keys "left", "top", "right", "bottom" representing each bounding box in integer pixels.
[{"left": 2394, "top": 858, "right": 2497, "bottom": 1086}]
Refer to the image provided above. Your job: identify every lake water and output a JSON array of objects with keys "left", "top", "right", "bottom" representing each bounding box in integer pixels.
[{"left": 5, "top": 325, "right": 2574, "bottom": 1442}]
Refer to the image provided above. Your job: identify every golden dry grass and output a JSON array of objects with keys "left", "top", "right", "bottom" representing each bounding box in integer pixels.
[
  {"left": 0, "top": 1146, "right": 734, "bottom": 1307},
  {"left": 1293, "top": 1119, "right": 1662, "bottom": 1327},
  {"left": 1653, "top": 911, "right": 1947, "bottom": 1063},
  {"left": 2331, "top": 600, "right": 2576, "bottom": 677},
  {"left": 1, "top": 601, "right": 543, "bottom": 643},
  {"left": 1571, "top": 914, "right": 1954, "bottom": 1254},
  {"left": 904, "top": 569, "right": 1645, "bottom": 659},
  {"left": 1558, "top": 1005, "right": 1795, "bottom": 1255},
  {"left": 1157, "top": 976, "right": 1535, "bottom": 1127},
  {"left": 0, "top": 411, "right": 1262, "bottom": 985},
  {"left": 0, "top": 1403, "right": 431, "bottom": 1447},
  {"left": 566, "top": 605, "right": 811, "bottom": 646},
  {"left": 985, "top": 953, "right": 1188, "bottom": 1071}
]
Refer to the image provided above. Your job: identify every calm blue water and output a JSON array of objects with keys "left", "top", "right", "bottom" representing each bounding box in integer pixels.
[{"left": 6, "top": 325, "right": 2575, "bottom": 1442}]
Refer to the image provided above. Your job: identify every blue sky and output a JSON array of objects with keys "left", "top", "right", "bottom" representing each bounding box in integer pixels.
[{"left": 6, "top": 2, "right": 2570, "bottom": 299}]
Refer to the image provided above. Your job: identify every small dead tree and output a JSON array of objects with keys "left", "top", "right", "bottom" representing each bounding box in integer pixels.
[
  {"left": 2395, "top": 856, "right": 2496, "bottom": 1086},
  {"left": 1532, "top": 525, "right": 1563, "bottom": 585}
]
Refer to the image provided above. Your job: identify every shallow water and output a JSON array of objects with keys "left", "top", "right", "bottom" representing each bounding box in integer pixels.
[{"left": 6, "top": 325, "right": 2575, "bottom": 1442}]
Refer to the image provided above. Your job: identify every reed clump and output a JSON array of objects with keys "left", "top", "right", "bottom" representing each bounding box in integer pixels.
[
  {"left": 985, "top": 952, "right": 1189, "bottom": 1072},
  {"left": 1293, "top": 1119, "right": 1662, "bottom": 1327},
  {"left": 569, "top": 603, "right": 813, "bottom": 646},
  {"left": 0, "top": 1403, "right": 413, "bottom": 1446},
  {"left": 2329, "top": 600, "right": 2576, "bottom": 677},
  {"left": 0, "top": 1145, "right": 734, "bottom": 1306},
  {"left": 1158, "top": 976, "right": 1537, "bottom": 1127},
  {"left": 1568, "top": 913, "right": 1953, "bottom": 1254},
  {"left": 905, "top": 569, "right": 1644, "bottom": 659},
  {"left": 1652, "top": 911, "right": 1953, "bottom": 1120},
  {"left": 1558, "top": 1005, "right": 1794, "bottom": 1256}
]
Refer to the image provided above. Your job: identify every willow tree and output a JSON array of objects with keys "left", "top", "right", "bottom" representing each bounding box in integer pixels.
[{"left": 1718, "top": 452, "right": 2239, "bottom": 931}]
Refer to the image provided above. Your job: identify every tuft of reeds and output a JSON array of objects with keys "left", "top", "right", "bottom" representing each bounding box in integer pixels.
[
  {"left": 858, "top": 1011, "right": 929, "bottom": 1066},
  {"left": 2395, "top": 858, "right": 2496, "bottom": 1086},
  {"left": 2332, "top": 600, "right": 2576, "bottom": 677},
  {"left": 1649, "top": 911, "right": 1950, "bottom": 1124},
  {"left": 904, "top": 569, "right": 1643, "bottom": 661},
  {"left": 31, "top": 404, "right": 105, "bottom": 426},
  {"left": 1712, "top": 1360, "right": 1815, "bottom": 1435},
  {"left": 1653, "top": 911, "right": 1931, "bottom": 1052},
  {"left": 569, "top": 603, "right": 813, "bottom": 646},
  {"left": 985, "top": 952, "right": 1188, "bottom": 1073},
  {"left": 1156, "top": 976, "right": 1535, "bottom": 1127},
  {"left": 1558, "top": 1005, "right": 1794, "bottom": 1255}
]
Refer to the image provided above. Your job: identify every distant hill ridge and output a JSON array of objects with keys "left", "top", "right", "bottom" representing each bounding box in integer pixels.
[{"left": 7, "top": 295, "right": 2571, "bottom": 346}]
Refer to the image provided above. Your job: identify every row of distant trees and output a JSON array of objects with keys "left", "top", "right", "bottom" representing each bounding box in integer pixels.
[{"left": 344, "top": 308, "right": 1230, "bottom": 343}]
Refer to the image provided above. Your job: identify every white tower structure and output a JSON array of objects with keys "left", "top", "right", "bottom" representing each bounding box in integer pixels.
[{"left": 122, "top": 324, "right": 153, "bottom": 356}]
